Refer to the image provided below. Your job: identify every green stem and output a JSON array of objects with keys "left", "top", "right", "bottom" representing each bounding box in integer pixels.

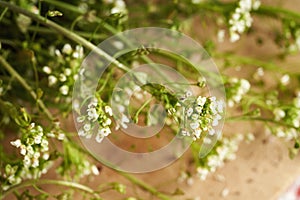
[
  {"left": 42, "top": 0, "right": 175, "bottom": 83},
  {"left": 0, "top": 55, "right": 54, "bottom": 121},
  {"left": 226, "top": 115, "right": 298, "bottom": 130},
  {"left": 134, "top": 97, "right": 153, "bottom": 123},
  {"left": 27, "top": 26, "right": 107, "bottom": 39},
  {"left": 0, "top": 6, "right": 7, "bottom": 22},
  {"left": 193, "top": 1, "right": 300, "bottom": 21},
  {"left": 0, "top": 1, "right": 130, "bottom": 72},
  {"left": 1, "top": 179, "right": 101, "bottom": 199},
  {"left": 118, "top": 172, "right": 171, "bottom": 200},
  {"left": 215, "top": 53, "right": 286, "bottom": 72}
]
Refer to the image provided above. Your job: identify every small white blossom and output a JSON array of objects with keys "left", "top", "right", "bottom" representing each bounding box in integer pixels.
[
  {"left": 64, "top": 68, "right": 72, "bottom": 76},
  {"left": 105, "top": 106, "right": 113, "bottom": 116},
  {"left": 273, "top": 108, "right": 285, "bottom": 121},
  {"left": 10, "top": 139, "right": 21, "bottom": 148},
  {"left": 48, "top": 75, "right": 57, "bottom": 86},
  {"left": 187, "top": 107, "right": 193, "bottom": 117},
  {"left": 57, "top": 132, "right": 65, "bottom": 140},
  {"left": 42, "top": 66, "right": 52, "bottom": 74},
  {"left": 91, "top": 165, "right": 100, "bottom": 175},
  {"left": 62, "top": 43, "right": 72, "bottom": 55},
  {"left": 280, "top": 74, "right": 290, "bottom": 86},
  {"left": 95, "top": 133, "right": 105, "bottom": 143},
  {"left": 221, "top": 188, "right": 230, "bottom": 197},
  {"left": 59, "top": 85, "right": 69, "bottom": 95},
  {"left": 217, "top": 29, "right": 225, "bottom": 43},
  {"left": 83, "top": 123, "right": 91, "bottom": 132},
  {"left": 99, "top": 127, "right": 111, "bottom": 137},
  {"left": 59, "top": 73, "right": 67, "bottom": 82}
]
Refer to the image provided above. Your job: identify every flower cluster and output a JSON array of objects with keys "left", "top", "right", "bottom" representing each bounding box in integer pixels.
[
  {"left": 43, "top": 44, "right": 83, "bottom": 99},
  {"left": 270, "top": 96, "right": 300, "bottom": 141},
  {"left": 1, "top": 123, "right": 56, "bottom": 190},
  {"left": 182, "top": 95, "right": 224, "bottom": 141},
  {"left": 110, "top": 0, "right": 127, "bottom": 15},
  {"left": 196, "top": 133, "right": 247, "bottom": 180},
  {"left": 11, "top": 123, "right": 50, "bottom": 169},
  {"left": 228, "top": 0, "right": 261, "bottom": 42},
  {"left": 226, "top": 78, "right": 251, "bottom": 107},
  {"left": 77, "top": 97, "right": 113, "bottom": 143}
]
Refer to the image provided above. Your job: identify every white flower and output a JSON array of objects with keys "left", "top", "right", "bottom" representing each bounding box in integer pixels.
[
  {"left": 95, "top": 133, "right": 105, "bottom": 143},
  {"left": 48, "top": 75, "right": 57, "bottom": 86},
  {"left": 252, "top": 0, "right": 261, "bottom": 10},
  {"left": 191, "top": 113, "right": 199, "bottom": 120},
  {"left": 187, "top": 177, "right": 194, "bottom": 186},
  {"left": 23, "top": 155, "right": 31, "bottom": 167},
  {"left": 197, "top": 167, "right": 209, "bottom": 181},
  {"left": 32, "top": 158, "right": 39, "bottom": 168},
  {"left": 280, "top": 74, "right": 290, "bottom": 86},
  {"left": 73, "top": 45, "right": 84, "bottom": 59},
  {"left": 64, "top": 68, "right": 72, "bottom": 76},
  {"left": 294, "top": 97, "right": 300, "bottom": 108},
  {"left": 33, "top": 152, "right": 40, "bottom": 159},
  {"left": 181, "top": 130, "right": 190, "bottom": 136},
  {"left": 194, "top": 129, "right": 202, "bottom": 138},
  {"left": 26, "top": 146, "right": 34, "bottom": 156},
  {"left": 208, "top": 128, "right": 215, "bottom": 135},
  {"left": 99, "top": 127, "right": 111, "bottom": 137},
  {"left": 104, "top": 118, "right": 112, "bottom": 126},
  {"left": 57, "top": 133, "right": 65, "bottom": 140},
  {"left": 217, "top": 29, "right": 225, "bottom": 43},
  {"left": 203, "top": 137, "right": 212, "bottom": 144},
  {"left": 190, "top": 122, "right": 199, "bottom": 130},
  {"left": 10, "top": 139, "right": 21, "bottom": 148},
  {"left": 55, "top": 49, "right": 62, "bottom": 57},
  {"left": 293, "top": 119, "right": 300, "bottom": 128},
  {"left": 230, "top": 31, "right": 240, "bottom": 42},
  {"left": 20, "top": 145, "right": 27, "bottom": 155},
  {"left": 195, "top": 106, "right": 202, "bottom": 113},
  {"left": 186, "top": 90, "right": 192, "bottom": 97},
  {"left": 197, "top": 96, "right": 206, "bottom": 106},
  {"left": 91, "top": 165, "right": 100, "bottom": 175},
  {"left": 112, "top": 41, "right": 124, "bottom": 50},
  {"left": 187, "top": 107, "right": 193, "bottom": 117},
  {"left": 62, "top": 43, "right": 72, "bottom": 55},
  {"left": 78, "top": 128, "right": 86, "bottom": 136},
  {"left": 43, "top": 153, "right": 50, "bottom": 160},
  {"left": 240, "top": 79, "right": 251, "bottom": 92},
  {"left": 59, "top": 85, "right": 69, "bottom": 95},
  {"left": 273, "top": 108, "right": 285, "bottom": 121},
  {"left": 76, "top": 116, "right": 85, "bottom": 123},
  {"left": 34, "top": 135, "right": 42, "bottom": 144},
  {"left": 221, "top": 188, "right": 230, "bottom": 197},
  {"left": 59, "top": 73, "right": 67, "bottom": 82},
  {"left": 42, "top": 66, "right": 52, "bottom": 74},
  {"left": 83, "top": 123, "right": 91, "bottom": 132},
  {"left": 105, "top": 106, "right": 113, "bottom": 116}
]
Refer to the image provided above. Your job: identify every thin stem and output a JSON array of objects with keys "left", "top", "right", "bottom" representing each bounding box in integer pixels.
[
  {"left": 226, "top": 115, "right": 298, "bottom": 130},
  {"left": 1, "top": 179, "right": 101, "bottom": 199},
  {"left": 42, "top": 0, "right": 175, "bottom": 83},
  {"left": 134, "top": 97, "right": 153, "bottom": 123},
  {"left": 0, "top": 1, "right": 130, "bottom": 72},
  {"left": 118, "top": 172, "right": 171, "bottom": 200},
  {"left": 27, "top": 26, "right": 107, "bottom": 39},
  {"left": 0, "top": 6, "right": 7, "bottom": 22},
  {"left": 0, "top": 55, "right": 54, "bottom": 121},
  {"left": 70, "top": 16, "right": 83, "bottom": 31},
  {"left": 215, "top": 53, "right": 287, "bottom": 73}
]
